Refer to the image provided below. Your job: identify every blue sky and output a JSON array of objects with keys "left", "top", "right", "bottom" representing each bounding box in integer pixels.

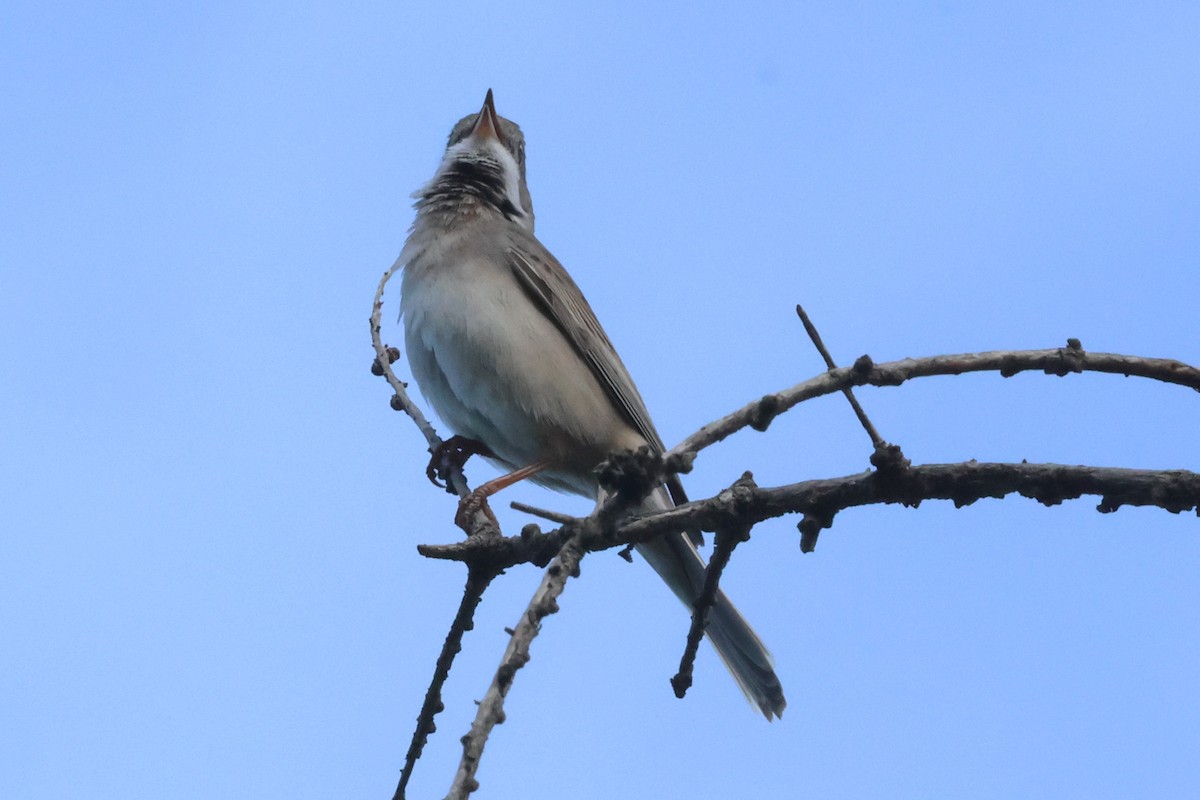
[{"left": 3, "top": 2, "right": 1198, "bottom": 798}]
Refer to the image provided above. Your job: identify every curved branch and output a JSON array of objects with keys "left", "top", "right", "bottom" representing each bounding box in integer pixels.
[
  {"left": 371, "top": 261, "right": 485, "bottom": 509},
  {"left": 370, "top": 260, "right": 443, "bottom": 454},
  {"left": 668, "top": 344, "right": 1200, "bottom": 462}
]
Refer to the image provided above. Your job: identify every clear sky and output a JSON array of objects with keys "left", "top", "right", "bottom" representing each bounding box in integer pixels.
[{"left": 3, "top": 2, "right": 1198, "bottom": 798}]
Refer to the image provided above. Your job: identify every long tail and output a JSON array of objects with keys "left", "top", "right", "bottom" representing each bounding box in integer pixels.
[{"left": 634, "top": 488, "right": 786, "bottom": 719}]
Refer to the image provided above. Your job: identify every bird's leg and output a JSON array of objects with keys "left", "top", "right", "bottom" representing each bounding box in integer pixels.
[
  {"left": 455, "top": 460, "right": 550, "bottom": 531},
  {"left": 427, "top": 435, "right": 495, "bottom": 490}
]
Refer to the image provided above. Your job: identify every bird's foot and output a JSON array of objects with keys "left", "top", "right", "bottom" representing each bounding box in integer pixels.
[
  {"left": 427, "top": 435, "right": 494, "bottom": 490},
  {"left": 455, "top": 490, "right": 499, "bottom": 532},
  {"left": 450, "top": 460, "right": 551, "bottom": 533}
]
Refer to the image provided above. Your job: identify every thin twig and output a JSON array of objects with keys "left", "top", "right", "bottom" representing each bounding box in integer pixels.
[
  {"left": 370, "top": 263, "right": 441, "bottom": 451},
  {"left": 509, "top": 501, "right": 579, "bottom": 526},
  {"left": 793, "top": 305, "right": 904, "bottom": 550},
  {"left": 446, "top": 536, "right": 588, "bottom": 799},
  {"left": 370, "top": 261, "right": 476, "bottom": 501},
  {"left": 796, "top": 305, "right": 887, "bottom": 449},
  {"left": 394, "top": 565, "right": 498, "bottom": 800},
  {"left": 671, "top": 476, "right": 756, "bottom": 700}
]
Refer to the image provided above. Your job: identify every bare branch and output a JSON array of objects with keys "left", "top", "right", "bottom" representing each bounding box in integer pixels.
[
  {"left": 370, "top": 262, "right": 442, "bottom": 452},
  {"left": 624, "top": 462, "right": 1200, "bottom": 545},
  {"left": 376, "top": 299, "right": 1199, "bottom": 792},
  {"left": 672, "top": 474, "right": 757, "bottom": 700},
  {"left": 371, "top": 265, "right": 501, "bottom": 541},
  {"left": 394, "top": 565, "right": 498, "bottom": 800},
  {"left": 419, "top": 462, "right": 1200, "bottom": 567},
  {"left": 795, "top": 304, "right": 887, "bottom": 450},
  {"left": 372, "top": 263, "right": 507, "bottom": 795},
  {"left": 446, "top": 536, "right": 587, "bottom": 800},
  {"left": 370, "top": 261, "right": 485, "bottom": 514},
  {"left": 509, "top": 501, "right": 579, "bottom": 526},
  {"left": 668, "top": 344, "right": 1200, "bottom": 463}
]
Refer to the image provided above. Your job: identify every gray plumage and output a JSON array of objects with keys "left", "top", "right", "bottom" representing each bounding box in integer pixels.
[{"left": 398, "top": 91, "right": 785, "bottom": 718}]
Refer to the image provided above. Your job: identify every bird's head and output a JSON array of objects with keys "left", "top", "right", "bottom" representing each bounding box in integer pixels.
[{"left": 420, "top": 90, "right": 534, "bottom": 230}]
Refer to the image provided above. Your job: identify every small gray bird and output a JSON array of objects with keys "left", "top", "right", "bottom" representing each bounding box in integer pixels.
[{"left": 398, "top": 90, "right": 786, "bottom": 719}]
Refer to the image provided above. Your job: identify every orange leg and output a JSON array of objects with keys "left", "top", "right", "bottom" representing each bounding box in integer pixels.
[{"left": 455, "top": 460, "right": 550, "bottom": 531}]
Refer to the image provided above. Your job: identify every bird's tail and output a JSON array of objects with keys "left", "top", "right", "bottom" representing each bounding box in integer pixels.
[{"left": 634, "top": 488, "right": 786, "bottom": 720}]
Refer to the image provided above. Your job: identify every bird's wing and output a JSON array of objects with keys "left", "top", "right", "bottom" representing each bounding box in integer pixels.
[
  {"left": 506, "top": 239, "right": 666, "bottom": 452},
  {"left": 507, "top": 235, "right": 697, "bottom": 536}
]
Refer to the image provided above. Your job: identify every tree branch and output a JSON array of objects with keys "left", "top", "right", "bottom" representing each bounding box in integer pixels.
[
  {"left": 668, "top": 343, "right": 1200, "bottom": 462},
  {"left": 370, "top": 262, "right": 444, "bottom": 460},
  {"left": 671, "top": 475, "right": 757, "bottom": 700},
  {"left": 419, "top": 462, "right": 1200, "bottom": 567},
  {"left": 445, "top": 535, "right": 587, "bottom": 800},
  {"left": 372, "top": 263, "right": 508, "bottom": 797},
  {"left": 795, "top": 304, "right": 888, "bottom": 450},
  {"left": 393, "top": 565, "right": 498, "bottom": 800},
  {"left": 375, "top": 266, "right": 1199, "bottom": 795}
]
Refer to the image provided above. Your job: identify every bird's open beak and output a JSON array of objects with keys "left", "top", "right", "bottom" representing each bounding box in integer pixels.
[{"left": 471, "top": 89, "right": 500, "bottom": 141}]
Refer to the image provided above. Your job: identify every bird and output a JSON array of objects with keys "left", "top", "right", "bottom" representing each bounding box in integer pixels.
[{"left": 397, "top": 90, "right": 786, "bottom": 719}]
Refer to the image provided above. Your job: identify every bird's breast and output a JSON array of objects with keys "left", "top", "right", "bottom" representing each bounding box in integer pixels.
[{"left": 400, "top": 241, "right": 640, "bottom": 496}]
